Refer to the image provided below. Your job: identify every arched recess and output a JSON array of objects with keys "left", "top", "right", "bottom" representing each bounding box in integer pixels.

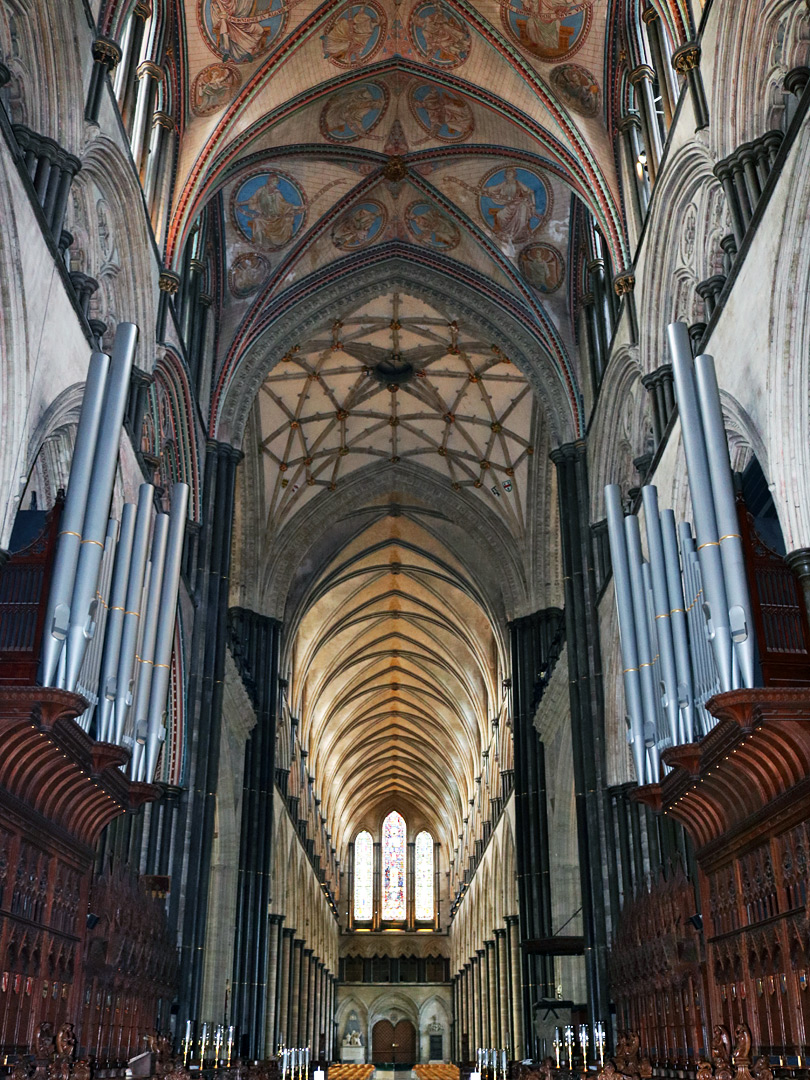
[{"left": 212, "top": 255, "right": 581, "bottom": 448}]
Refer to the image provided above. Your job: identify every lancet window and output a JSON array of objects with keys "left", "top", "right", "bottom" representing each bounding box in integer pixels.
[
  {"left": 382, "top": 810, "right": 406, "bottom": 920},
  {"left": 354, "top": 830, "right": 373, "bottom": 922},
  {"left": 415, "top": 830, "right": 434, "bottom": 922}
]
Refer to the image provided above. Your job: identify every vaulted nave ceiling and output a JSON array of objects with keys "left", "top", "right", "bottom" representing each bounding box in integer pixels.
[{"left": 177, "top": 0, "right": 613, "bottom": 858}]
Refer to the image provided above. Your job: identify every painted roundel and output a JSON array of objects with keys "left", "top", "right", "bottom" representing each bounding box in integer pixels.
[
  {"left": 519, "top": 242, "right": 565, "bottom": 293},
  {"left": 500, "top": 0, "right": 593, "bottom": 62},
  {"left": 320, "top": 81, "right": 389, "bottom": 143},
  {"left": 321, "top": 1, "right": 387, "bottom": 68},
  {"left": 231, "top": 171, "right": 307, "bottom": 251},
  {"left": 405, "top": 200, "right": 460, "bottom": 251},
  {"left": 191, "top": 63, "right": 241, "bottom": 116},
  {"left": 478, "top": 166, "right": 551, "bottom": 246},
  {"left": 198, "top": 0, "right": 287, "bottom": 64},
  {"left": 229, "top": 251, "right": 270, "bottom": 297},
  {"left": 408, "top": 82, "right": 474, "bottom": 142},
  {"left": 550, "top": 63, "right": 601, "bottom": 117},
  {"left": 332, "top": 201, "right": 388, "bottom": 251},
  {"left": 408, "top": 2, "right": 471, "bottom": 68}
]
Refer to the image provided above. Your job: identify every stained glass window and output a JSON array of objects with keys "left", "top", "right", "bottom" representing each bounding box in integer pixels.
[
  {"left": 415, "top": 830, "right": 434, "bottom": 921},
  {"left": 382, "top": 810, "right": 406, "bottom": 920},
  {"left": 354, "top": 830, "right": 373, "bottom": 922}
]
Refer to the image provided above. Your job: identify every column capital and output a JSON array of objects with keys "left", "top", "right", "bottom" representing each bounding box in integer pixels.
[
  {"left": 617, "top": 111, "right": 642, "bottom": 134},
  {"left": 494, "top": 926, "right": 507, "bottom": 939},
  {"left": 269, "top": 913, "right": 285, "bottom": 925},
  {"left": 134, "top": 0, "right": 153, "bottom": 16},
  {"left": 549, "top": 438, "right": 587, "bottom": 466},
  {"left": 629, "top": 64, "right": 655, "bottom": 85},
  {"left": 587, "top": 257, "right": 605, "bottom": 274},
  {"left": 785, "top": 66, "right": 810, "bottom": 98},
  {"left": 485, "top": 938, "right": 495, "bottom": 950},
  {"left": 159, "top": 269, "right": 181, "bottom": 294},
  {"left": 613, "top": 272, "right": 635, "bottom": 297},
  {"left": 137, "top": 60, "right": 164, "bottom": 81},
  {"left": 91, "top": 37, "right": 122, "bottom": 70},
  {"left": 640, "top": 6, "right": 659, "bottom": 24},
  {"left": 283, "top": 926, "right": 296, "bottom": 939},
  {"left": 671, "top": 43, "right": 701, "bottom": 75},
  {"left": 153, "top": 111, "right": 175, "bottom": 132},
  {"left": 504, "top": 913, "right": 519, "bottom": 927}
]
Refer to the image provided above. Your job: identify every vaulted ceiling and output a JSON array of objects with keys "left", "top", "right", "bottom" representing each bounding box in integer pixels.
[{"left": 168, "top": 0, "right": 619, "bottom": 857}]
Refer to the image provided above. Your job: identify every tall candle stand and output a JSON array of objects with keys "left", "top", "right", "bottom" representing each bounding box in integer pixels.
[
  {"left": 552, "top": 1030, "right": 561, "bottom": 1070},
  {"left": 183, "top": 1022, "right": 194, "bottom": 1068},
  {"left": 200, "top": 1023, "right": 210, "bottom": 1069},
  {"left": 595, "top": 1024, "right": 605, "bottom": 1070},
  {"left": 564, "top": 1027, "right": 574, "bottom": 1071},
  {"left": 578, "top": 1026, "right": 589, "bottom": 1071}
]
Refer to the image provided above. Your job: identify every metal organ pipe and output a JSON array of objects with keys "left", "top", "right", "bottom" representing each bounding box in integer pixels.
[
  {"left": 131, "top": 512, "right": 169, "bottom": 782},
  {"left": 64, "top": 322, "right": 139, "bottom": 693},
  {"left": 667, "top": 321, "right": 734, "bottom": 692},
  {"left": 604, "top": 484, "right": 647, "bottom": 785},
  {"left": 114, "top": 483, "right": 154, "bottom": 745},
  {"left": 660, "top": 509, "right": 695, "bottom": 743},
  {"left": 694, "top": 352, "right": 757, "bottom": 688},
  {"left": 40, "top": 350, "right": 110, "bottom": 687},
  {"left": 145, "top": 482, "right": 189, "bottom": 784},
  {"left": 624, "top": 513, "right": 660, "bottom": 782},
  {"left": 641, "top": 486, "right": 681, "bottom": 748},
  {"left": 95, "top": 501, "right": 136, "bottom": 743}
]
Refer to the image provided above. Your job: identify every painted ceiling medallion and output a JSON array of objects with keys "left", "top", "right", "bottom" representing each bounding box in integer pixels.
[
  {"left": 405, "top": 200, "right": 460, "bottom": 250},
  {"left": 321, "top": 1, "right": 387, "bottom": 68},
  {"left": 500, "top": 0, "right": 593, "bottom": 62},
  {"left": 518, "top": 242, "right": 565, "bottom": 293},
  {"left": 332, "top": 200, "right": 388, "bottom": 250},
  {"left": 190, "top": 62, "right": 241, "bottom": 116},
  {"left": 320, "top": 81, "right": 389, "bottom": 143},
  {"left": 231, "top": 170, "right": 307, "bottom": 250},
  {"left": 549, "top": 62, "right": 602, "bottom": 117},
  {"left": 198, "top": 0, "right": 287, "bottom": 63},
  {"left": 408, "top": 1, "right": 471, "bottom": 68},
  {"left": 408, "top": 82, "right": 474, "bottom": 142},
  {"left": 229, "top": 251, "right": 270, "bottom": 296},
  {"left": 477, "top": 165, "right": 551, "bottom": 245}
]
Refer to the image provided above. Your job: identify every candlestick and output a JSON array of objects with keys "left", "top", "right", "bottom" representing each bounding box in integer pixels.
[
  {"left": 595, "top": 1023, "right": 605, "bottom": 1070},
  {"left": 564, "top": 1027, "right": 574, "bottom": 1071},
  {"left": 183, "top": 1021, "right": 193, "bottom": 1067},
  {"left": 578, "top": 1026, "right": 589, "bottom": 1069},
  {"left": 227, "top": 1027, "right": 235, "bottom": 1069},
  {"left": 552, "top": 1030, "right": 561, "bottom": 1070}
]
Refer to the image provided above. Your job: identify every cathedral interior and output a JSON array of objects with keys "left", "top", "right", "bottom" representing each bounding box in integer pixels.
[{"left": 1, "top": 1, "right": 810, "bottom": 1079}]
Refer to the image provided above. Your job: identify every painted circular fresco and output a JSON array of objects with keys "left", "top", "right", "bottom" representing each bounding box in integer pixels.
[
  {"left": 408, "top": 82, "right": 474, "bottom": 142},
  {"left": 320, "top": 81, "right": 390, "bottom": 143},
  {"left": 321, "top": 1, "right": 387, "bottom": 68},
  {"left": 478, "top": 165, "right": 551, "bottom": 245},
  {"left": 229, "top": 251, "right": 270, "bottom": 297},
  {"left": 518, "top": 242, "right": 565, "bottom": 293},
  {"left": 231, "top": 170, "right": 307, "bottom": 250},
  {"left": 549, "top": 62, "right": 601, "bottom": 117},
  {"left": 332, "top": 200, "right": 388, "bottom": 250},
  {"left": 500, "top": 0, "right": 592, "bottom": 62},
  {"left": 405, "top": 200, "right": 460, "bottom": 251},
  {"left": 191, "top": 62, "right": 241, "bottom": 116},
  {"left": 198, "top": 0, "right": 287, "bottom": 64},
  {"left": 408, "top": 1, "right": 471, "bottom": 68}
]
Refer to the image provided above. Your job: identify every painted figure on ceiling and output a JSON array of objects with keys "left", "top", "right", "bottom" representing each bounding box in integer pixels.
[
  {"left": 483, "top": 167, "right": 539, "bottom": 244},
  {"left": 411, "top": 3, "right": 470, "bottom": 65},
  {"left": 236, "top": 174, "right": 300, "bottom": 248},
  {"left": 210, "top": 0, "right": 281, "bottom": 61},
  {"left": 323, "top": 5, "right": 380, "bottom": 66},
  {"left": 502, "top": 0, "right": 592, "bottom": 60},
  {"left": 413, "top": 85, "right": 472, "bottom": 140}
]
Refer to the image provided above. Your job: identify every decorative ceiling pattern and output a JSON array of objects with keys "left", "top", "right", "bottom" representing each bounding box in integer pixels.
[{"left": 256, "top": 292, "right": 536, "bottom": 537}]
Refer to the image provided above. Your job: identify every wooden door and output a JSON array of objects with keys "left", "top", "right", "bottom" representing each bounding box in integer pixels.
[
  {"left": 372, "top": 1019, "right": 395, "bottom": 1063},
  {"left": 393, "top": 1020, "right": 416, "bottom": 1064}
]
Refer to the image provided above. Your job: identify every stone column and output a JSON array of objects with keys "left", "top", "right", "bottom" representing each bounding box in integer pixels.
[
  {"left": 588, "top": 258, "right": 611, "bottom": 364},
  {"left": 495, "top": 929, "right": 510, "bottom": 1049},
  {"left": 85, "top": 37, "right": 121, "bottom": 123},
  {"left": 486, "top": 939, "right": 498, "bottom": 1049},
  {"left": 476, "top": 949, "right": 485, "bottom": 1051},
  {"left": 671, "top": 43, "right": 709, "bottom": 131},
  {"left": 230, "top": 611, "right": 282, "bottom": 1058},
  {"left": 463, "top": 962, "right": 472, "bottom": 1058},
  {"left": 713, "top": 158, "right": 746, "bottom": 248},
  {"left": 265, "top": 915, "right": 283, "bottom": 1056},
  {"left": 373, "top": 840, "right": 382, "bottom": 929},
  {"left": 407, "top": 840, "right": 416, "bottom": 929},
  {"left": 278, "top": 929, "right": 293, "bottom": 1049},
  {"left": 144, "top": 111, "right": 175, "bottom": 218},
  {"left": 641, "top": 7, "right": 674, "bottom": 127},
  {"left": 157, "top": 269, "right": 180, "bottom": 342},
  {"left": 302, "top": 949, "right": 313, "bottom": 1049},
  {"left": 785, "top": 550, "right": 810, "bottom": 638},
  {"left": 506, "top": 916, "right": 522, "bottom": 1059},
  {"left": 130, "top": 60, "right": 162, "bottom": 178},
  {"left": 629, "top": 65, "right": 663, "bottom": 182},
  {"left": 550, "top": 441, "right": 610, "bottom": 1033},
  {"left": 175, "top": 441, "right": 244, "bottom": 1030},
  {"left": 289, "top": 939, "right": 303, "bottom": 1046},
  {"left": 618, "top": 113, "right": 649, "bottom": 227},
  {"left": 116, "top": 1, "right": 151, "bottom": 130}
]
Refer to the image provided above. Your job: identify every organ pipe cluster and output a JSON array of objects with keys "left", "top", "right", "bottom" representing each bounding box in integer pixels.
[
  {"left": 605, "top": 321, "right": 757, "bottom": 786},
  {"left": 38, "top": 322, "right": 188, "bottom": 785}
]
